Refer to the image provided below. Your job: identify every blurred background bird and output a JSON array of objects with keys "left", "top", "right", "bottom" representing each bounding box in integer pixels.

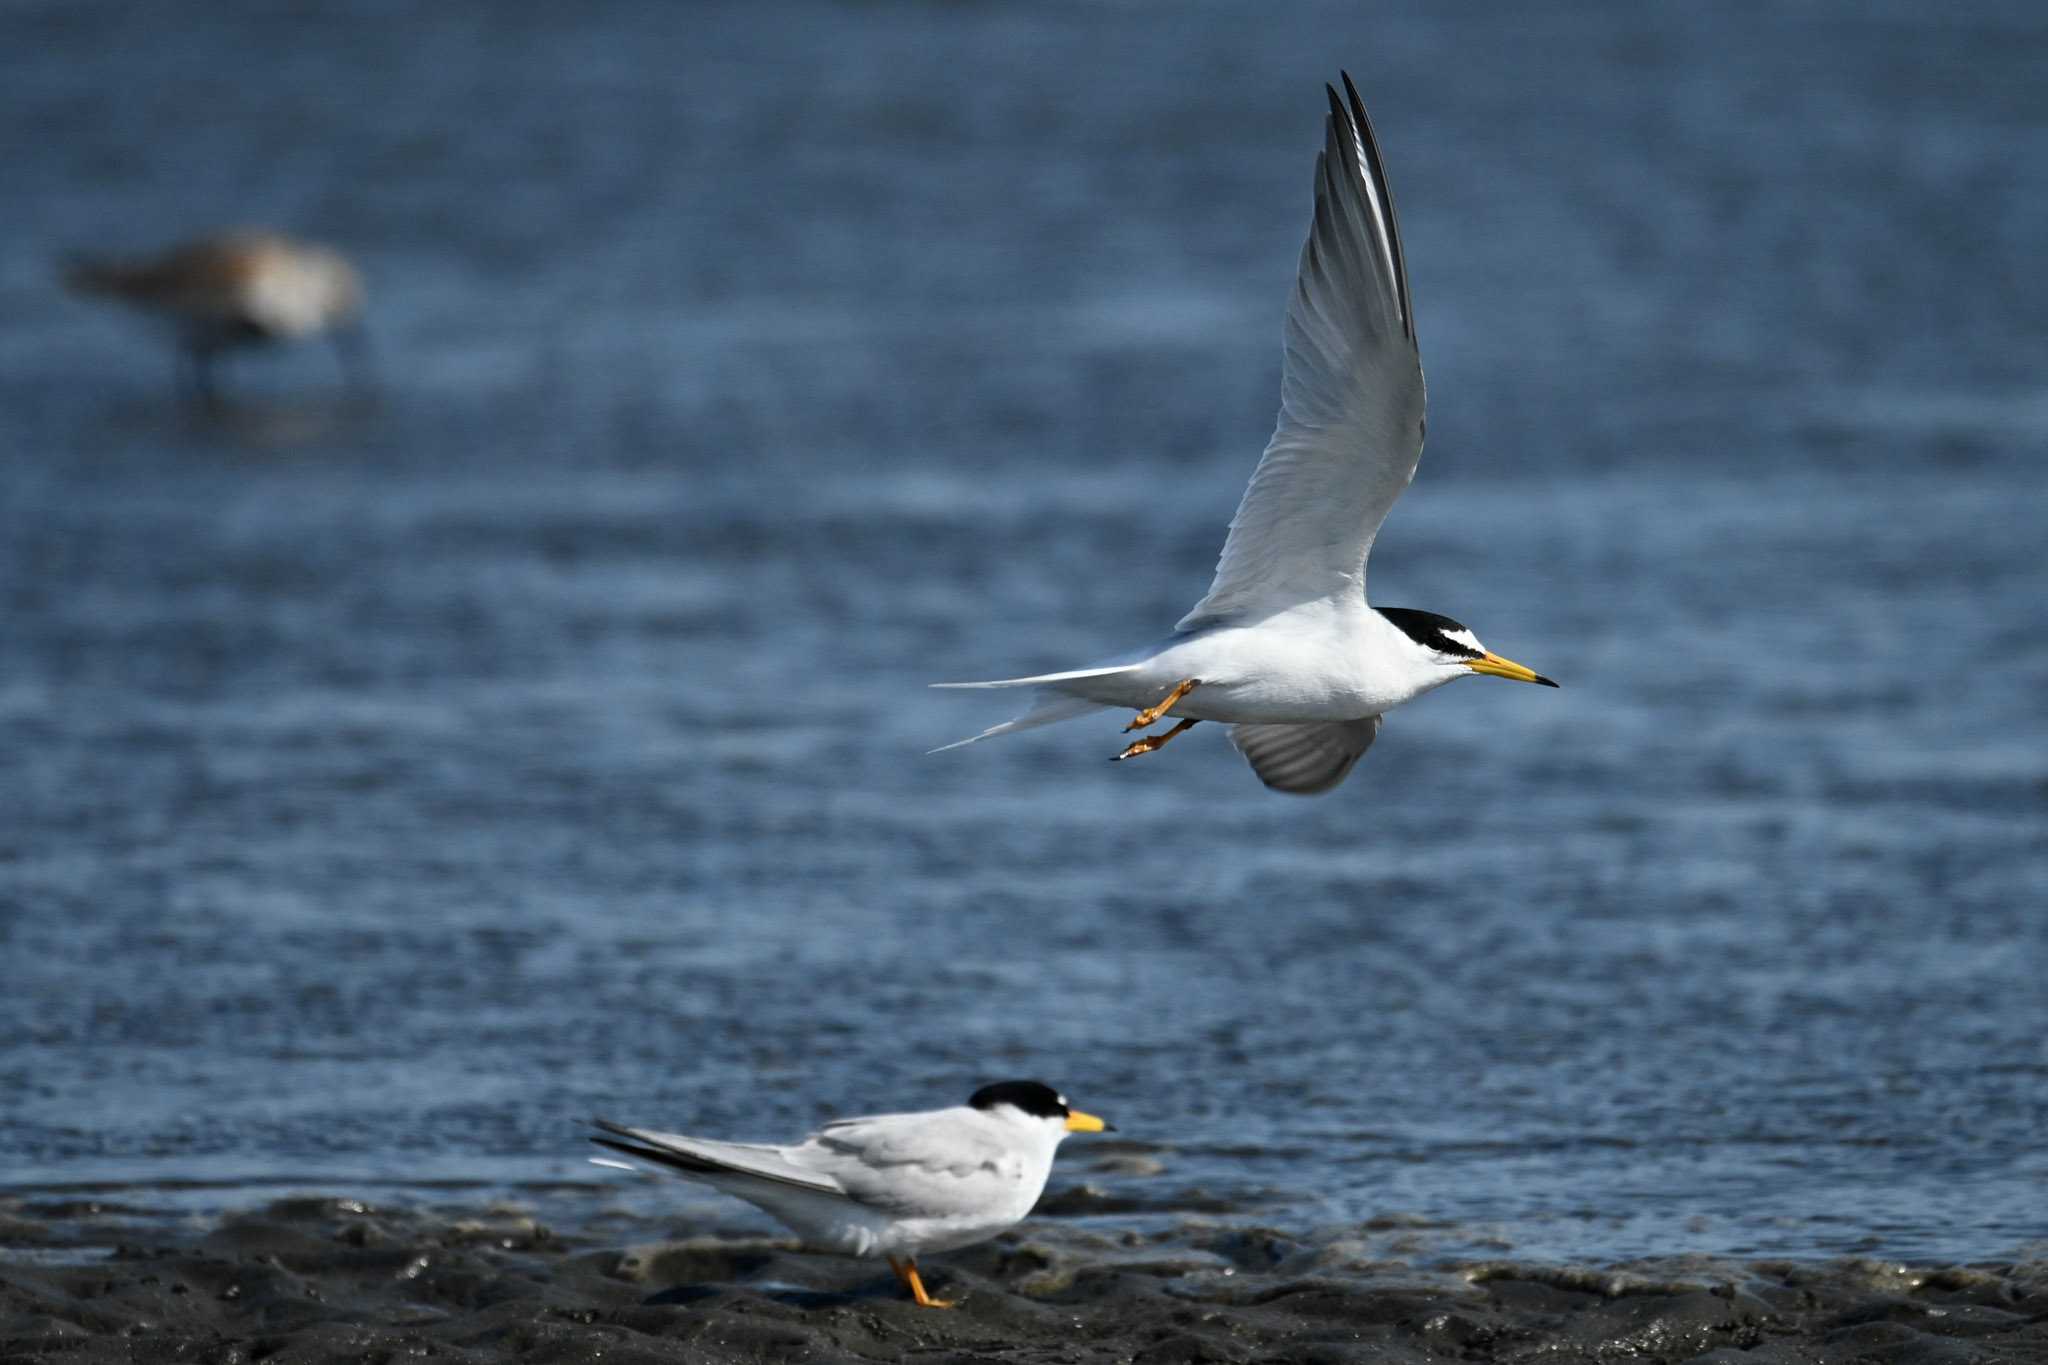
[{"left": 61, "top": 229, "right": 369, "bottom": 403}]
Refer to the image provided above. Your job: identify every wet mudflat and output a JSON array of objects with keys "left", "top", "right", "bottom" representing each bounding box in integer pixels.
[{"left": 5, "top": 1197, "right": 2044, "bottom": 1364}]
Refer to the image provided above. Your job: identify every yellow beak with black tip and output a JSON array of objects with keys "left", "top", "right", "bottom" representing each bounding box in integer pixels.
[
  {"left": 1064, "top": 1109, "right": 1113, "bottom": 1133},
  {"left": 1466, "top": 651, "right": 1559, "bottom": 687}
]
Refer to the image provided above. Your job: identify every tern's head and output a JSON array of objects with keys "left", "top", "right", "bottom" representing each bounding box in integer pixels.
[
  {"left": 1378, "top": 607, "right": 1558, "bottom": 689},
  {"left": 969, "top": 1080, "right": 1113, "bottom": 1140}
]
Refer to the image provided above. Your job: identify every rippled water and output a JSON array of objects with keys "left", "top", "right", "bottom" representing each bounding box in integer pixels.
[{"left": 3, "top": 0, "right": 2045, "bottom": 1265}]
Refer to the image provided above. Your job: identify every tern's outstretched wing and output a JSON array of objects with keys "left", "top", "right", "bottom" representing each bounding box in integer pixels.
[
  {"left": 1179, "top": 75, "right": 1424, "bottom": 631},
  {"left": 1229, "top": 716, "right": 1383, "bottom": 794}
]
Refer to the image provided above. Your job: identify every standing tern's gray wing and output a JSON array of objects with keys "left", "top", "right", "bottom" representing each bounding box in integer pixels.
[
  {"left": 1228, "top": 716, "right": 1383, "bottom": 794},
  {"left": 590, "top": 1119, "right": 848, "bottom": 1195},
  {"left": 808, "top": 1110, "right": 1029, "bottom": 1219},
  {"left": 1179, "top": 75, "right": 1425, "bottom": 630}
]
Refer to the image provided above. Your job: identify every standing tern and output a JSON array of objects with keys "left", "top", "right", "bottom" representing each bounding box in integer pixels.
[
  {"left": 590, "top": 1080, "right": 1112, "bottom": 1308},
  {"left": 935, "top": 76, "right": 1556, "bottom": 794}
]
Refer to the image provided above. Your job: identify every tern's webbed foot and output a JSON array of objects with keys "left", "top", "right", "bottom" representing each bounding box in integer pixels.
[
  {"left": 1113, "top": 717, "right": 1200, "bottom": 761},
  {"left": 1124, "top": 678, "right": 1200, "bottom": 732}
]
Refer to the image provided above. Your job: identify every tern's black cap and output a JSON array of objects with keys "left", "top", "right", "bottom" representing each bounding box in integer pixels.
[
  {"left": 968, "top": 1080, "right": 1069, "bottom": 1119},
  {"left": 1378, "top": 607, "right": 1481, "bottom": 658}
]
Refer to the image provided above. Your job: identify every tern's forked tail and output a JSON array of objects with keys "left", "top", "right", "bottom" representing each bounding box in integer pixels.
[{"left": 928, "top": 663, "right": 1138, "bottom": 752}]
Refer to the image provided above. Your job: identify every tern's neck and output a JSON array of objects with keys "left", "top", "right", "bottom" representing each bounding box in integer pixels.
[{"left": 1364, "top": 607, "right": 1460, "bottom": 708}]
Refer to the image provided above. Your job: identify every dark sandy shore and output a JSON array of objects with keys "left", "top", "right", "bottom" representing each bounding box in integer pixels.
[{"left": 3, "top": 1196, "right": 2043, "bottom": 1364}]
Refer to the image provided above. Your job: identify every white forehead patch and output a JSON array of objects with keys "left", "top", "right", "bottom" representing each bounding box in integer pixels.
[{"left": 1442, "top": 628, "right": 1482, "bottom": 656}]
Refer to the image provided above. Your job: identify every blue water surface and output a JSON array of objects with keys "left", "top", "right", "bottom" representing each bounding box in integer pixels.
[{"left": 1, "top": 0, "right": 2044, "bottom": 1264}]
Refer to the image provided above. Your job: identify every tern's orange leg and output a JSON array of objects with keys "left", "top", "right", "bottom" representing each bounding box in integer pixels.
[
  {"left": 1124, "top": 678, "right": 1200, "bottom": 732},
  {"left": 887, "top": 1255, "right": 954, "bottom": 1309},
  {"left": 1113, "top": 717, "right": 1200, "bottom": 762}
]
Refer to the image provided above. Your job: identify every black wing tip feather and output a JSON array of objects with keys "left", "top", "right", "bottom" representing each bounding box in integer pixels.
[
  {"left": 1340, "top": 71, "right": 1367, "bottom": 119},
  {"left": 1311, "top": 75, "right": 1409, "bottom": 340},
  {"left": 1333, "top": 71, "right": 1414, "bottom": 341},
  {"left": 590, "top": 1117, "right": 666, "bottom": 1147},
  {"left": 589, "top": 1121, "right": 835, "bottom": 1194},
  {"left": 590, "top": 1132, "right": 724, "bottom": 1176}
]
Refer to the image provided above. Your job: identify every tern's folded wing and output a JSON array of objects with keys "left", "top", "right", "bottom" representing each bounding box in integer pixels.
[
  {"left": 590, "top": 1119, "right": 846, "bottom": 1195},
  {"left": 809, "top": 1111, "right": 1027, "bottom": 1217},
  {"left": 1179, "top": 76, "right": 1425, "bottom": 631}
]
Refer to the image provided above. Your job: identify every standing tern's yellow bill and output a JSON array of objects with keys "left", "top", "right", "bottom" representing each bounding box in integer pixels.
[{"left": 590, "top": 1080, "right": 1113, "bottom": 1308}]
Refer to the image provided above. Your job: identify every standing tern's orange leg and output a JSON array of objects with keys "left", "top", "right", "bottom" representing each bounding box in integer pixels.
[{"left": 887, "top": 1255, "right": 954, "bottom": 1309}]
